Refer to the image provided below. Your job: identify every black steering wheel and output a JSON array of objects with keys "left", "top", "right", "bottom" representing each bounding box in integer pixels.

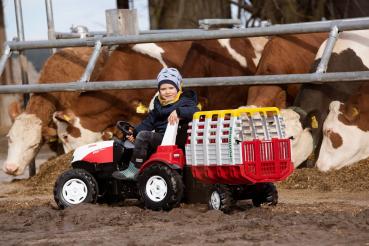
[{"left": 116, "top": 121, "right": 135, "bottom": 137}]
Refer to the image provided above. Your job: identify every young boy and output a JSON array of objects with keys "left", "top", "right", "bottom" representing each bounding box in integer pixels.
[{"left": 112, "top": 67, "right": 199, "bottom": 180}]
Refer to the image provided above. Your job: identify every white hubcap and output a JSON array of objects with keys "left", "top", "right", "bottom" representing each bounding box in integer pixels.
[
  {"left": 210, "top": 191, "right": 221, "bottom": 210},
  {"left": 146, "top": 175, "right": 168, "bottom": 202},
  {"left": 62, "top": 178, "right": 88, "bottom": 204}
]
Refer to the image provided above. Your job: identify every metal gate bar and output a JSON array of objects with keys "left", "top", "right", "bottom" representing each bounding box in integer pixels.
[
  {"left": 0, "top": 70, "right": 368, "bottom": 94},
  {"left": 6, "top": 17, "right": 369, "bottom": 50}
]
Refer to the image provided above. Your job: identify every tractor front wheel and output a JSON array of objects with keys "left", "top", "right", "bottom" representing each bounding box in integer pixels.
[{"left": 54, "top": 168, "right": 99, "bottom": 209}]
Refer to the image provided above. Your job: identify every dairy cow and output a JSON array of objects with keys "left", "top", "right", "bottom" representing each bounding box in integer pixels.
[
  {"left": 181, "top": 37, "right": 269, "bottom": 109},
  {"left": 294, "top": 30, "right": 369, "bottom": 167},
  {"left": 247, "top": 33, "right": 328, "bottom": 108},
  {"left": 3, "top": 47, "right": 108, "bottom": 175}
]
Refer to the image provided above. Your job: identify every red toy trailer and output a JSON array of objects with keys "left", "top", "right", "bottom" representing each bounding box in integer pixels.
[{"left": 185, "top": 107, "right": 294, "bottom": 211}]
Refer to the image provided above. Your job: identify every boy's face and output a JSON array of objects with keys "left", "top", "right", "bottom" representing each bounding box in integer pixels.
[{"left": 159, "top": 83, "right": 178, "bottom": 101}]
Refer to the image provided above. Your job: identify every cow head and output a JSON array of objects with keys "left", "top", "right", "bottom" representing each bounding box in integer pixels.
[
  {"left": 316, "top": 101, "right": 369, "bottom": 171},
  {"left": 53, "top": 110, "right": 104, "bottom": 153},
  {"left": 2, "top": 113, "right": 43, "bottom": 175},
  {"left": 280, "top": 109, "right": 313, "bottom": 167}
]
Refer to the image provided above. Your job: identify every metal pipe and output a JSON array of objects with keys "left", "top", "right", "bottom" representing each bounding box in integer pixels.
[
  {"left": 316, "top": 26, "right": 339, "bottom": 73},
  {"left": 199, "top": 19, "right": 242, "bottom": 26},
  {"left": 14, "top": 0, "right": 35, "bottom": 177},
  {"left": 7, "top": 17, "right": 369, "bottom": 50},
  {"left": 0, "top": 71, "right": 368, "bottom": 94},
  {"left": 14, "top": 0, "right": 29, "bottom": 102},
  {"left": 14, "top": 0, "right": 25, "bottom": 41},
  {"left": 14, "top": 0, "right": 29, "bottom": 103},
  {"left": 199, "top": 18, "right": 241, "bottom": 29},
  {"left": 45, "top": 0, "right": 56, "bottom": 53},
  {"left": 54, "top": 29, "right": 204, "bottom": 39},
  {"left": 0, "top": 46, "right": 12, "bottom": 76},
  {"left": 79, "top": 41, "right": 102, "bottom": 82},
  {"left": 140, "top": 29, "right": 202, "bottom": 34},
  {"left": 55, "top": 32, "right": 105, "bottom": 39}
]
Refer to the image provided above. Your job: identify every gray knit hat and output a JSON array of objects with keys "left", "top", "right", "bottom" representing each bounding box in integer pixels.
[{"left": 157, "top": 67, "right": 182, "bottom": 91}]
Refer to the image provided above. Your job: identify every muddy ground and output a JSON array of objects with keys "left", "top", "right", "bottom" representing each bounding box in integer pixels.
[{"left": 0, "top": 152, "right": 369, "bottom": 245}]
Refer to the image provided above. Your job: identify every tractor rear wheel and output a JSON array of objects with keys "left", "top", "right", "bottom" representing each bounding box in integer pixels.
[
  {"left": 138, "top": 164, "right": 184, "bottom": 211},
  {"left": 252, "top": 183, "right": 278, "bottom": 207},
  {"left": 208, "top": 184, "right": 235, "bottom": 213},
  {"left": 54, "top": 168, "right": 99, "bottom": 209}
]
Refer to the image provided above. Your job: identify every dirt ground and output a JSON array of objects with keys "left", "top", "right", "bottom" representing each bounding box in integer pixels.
[{"left": 1, "top": 153, "right": 369, "bottom": 245}]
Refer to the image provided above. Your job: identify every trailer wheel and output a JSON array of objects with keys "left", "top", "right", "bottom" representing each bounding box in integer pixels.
[
  {"left": 252, "top": 183, "right": 278, "bottom": 207},
  {"left": 208, "top": 185, "right": 234, "bottom": 213},
  {"left": 138, "top": 164, "right": 184, "bottom": 211},
  {"left": 54, "top": 168, "right": 99, "bottom": 209}
]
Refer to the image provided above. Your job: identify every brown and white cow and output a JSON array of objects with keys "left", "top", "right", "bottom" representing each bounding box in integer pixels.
[
  {"left": 3, "top": 47, "right": 108, "bottom": 175},
  {"left": 181, "top": 37, "right": 269, "bottom": 109},
  {"left": 316, "top": 84, "right": 369, "bottom": 171},
  {"left": 247, "top": 33, "right": 328, "bottom": 108},
  {"left": 294, "top": 29, "right": 369, "bottom": 168}
]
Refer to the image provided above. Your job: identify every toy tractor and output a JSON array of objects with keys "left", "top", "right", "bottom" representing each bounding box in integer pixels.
[{"left": 54, "top": 107, "right": 294, "bottom": 212}]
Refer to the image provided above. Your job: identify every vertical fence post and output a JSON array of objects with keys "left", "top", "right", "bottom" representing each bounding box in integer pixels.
[
  {"left": 0, "top": 46, "right": 12, "bottom": 76},
  {"left": 45, "top": 0, "right": 56, "bottom": 53},
  {"left": 14, "top": 0, "right": 35, "bottom": 177},
  {"left": 79, "top": 41, "right": 102, "bottom": 82},
  {"left": 315, "top": 26, "right": 339, "bottom": 74}
]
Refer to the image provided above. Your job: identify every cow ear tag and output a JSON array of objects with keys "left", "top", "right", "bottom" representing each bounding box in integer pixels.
[
  {"left": 63, "top": 114, "right": 71, "bottom": 122},
  {"left": 311, "top": 116, "right": 319, "bottom": 129},
  {"left": 351, "top": 107, "right": 359, "bottom": 118},
  {"left": 48, "top": 137, "right": 58, "bottom": 142},
  {"left": 136, "top": 102, "right": 148, "bottom": 114},
  {"left": 342, "top": 106, "right": 359, "bottom": 122},
  {"left": 197, "top": 103, "right": 203, "bottom": 110}
]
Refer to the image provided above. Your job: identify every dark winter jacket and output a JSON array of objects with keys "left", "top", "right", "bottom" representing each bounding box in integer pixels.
[{"left": 134, "top": 89, "right": 199, "bottom": 135}]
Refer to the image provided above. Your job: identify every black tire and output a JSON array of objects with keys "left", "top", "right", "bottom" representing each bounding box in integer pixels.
[
  {"left": 54, "top": 168, "right": 99, "bottom": 209},
  {"left": 138, "top": 164, "right": 184, "bottom": 211},
  {"left": 252, "top": 183, "right": 278, "bottom": 207},
  {"left": 208, "top": 185, "right": 235, "bottom": 213}
]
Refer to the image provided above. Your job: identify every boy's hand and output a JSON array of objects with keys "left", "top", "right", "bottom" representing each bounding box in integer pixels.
[
  {"left": 127, "top": 134, "right": 135, "bottom": 143},
  {"left": 126, "top": 129, "right": 135, "bottom": 142},
  {"left": 168, "top": 110, "right": 179, "bottom": 125}
]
